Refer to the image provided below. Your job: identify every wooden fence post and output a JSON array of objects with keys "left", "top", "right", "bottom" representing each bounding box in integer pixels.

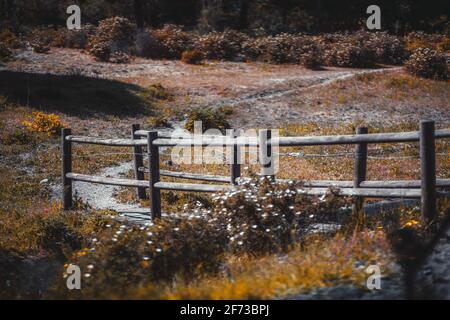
[
  {"left": 61, "top": 128, "right": 73, "bottom": 210},
  {"left": 132, "top": 124, "right": 147, "bottom": 200},
  {"left": 147, "top": 131, "right": 161, "bottom": 220},
  {"left": 353, "top": 127, "right": 368, "bottom": 214},
  {"left": 420, "top": 120, "right": 436, "bottom": 223},
  {"left": 230, "top": 129, "right": 241, "bottom": 185},
  {"left": 259, "top": 129, "right": 274, "bottom": 180}
]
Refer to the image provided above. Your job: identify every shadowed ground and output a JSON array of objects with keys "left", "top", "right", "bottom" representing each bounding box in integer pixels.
[{"left": 0, "top": 70, "right": 152, "bottom": 117}]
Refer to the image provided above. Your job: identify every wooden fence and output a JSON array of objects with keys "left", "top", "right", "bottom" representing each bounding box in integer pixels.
[{"left": 62, "top": 120, "right": 450, "bottom": 221}]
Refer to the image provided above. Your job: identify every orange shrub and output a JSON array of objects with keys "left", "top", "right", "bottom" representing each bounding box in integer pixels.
[
  {"left": 181, "top": 50, "right": 203, "bottom": 64},
  {"left": 22, "top": 112, "right": 65, "bottom": 136}
]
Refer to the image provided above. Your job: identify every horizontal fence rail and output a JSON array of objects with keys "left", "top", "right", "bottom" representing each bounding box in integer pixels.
[
  {"left": 66, "top": 173, "right": 449, "bottom": 199},
  {"left": 276, "top": 179, "right": 450, "bottom": 189},
  {"left": 141, "top": 168, "right": 231, "bottom": 183},
  {"left": 66, "top": 173, "right": 232, "bottom": 193},
  {"left": 65, "top": 129, "right": 450, "bottom": 147},
  {"left": 66, "top": 173, "right": 450, "bottom": 194},
  {"left": 276, "top": 129, "right": 450, "bottom": 146},
  {"left": 62, "top": 121, "right": 449, "bottom": 221}
]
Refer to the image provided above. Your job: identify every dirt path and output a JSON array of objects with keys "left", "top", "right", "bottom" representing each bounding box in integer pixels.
[{"left": 197, "top": 67, "right": 403, "bottom": 109}]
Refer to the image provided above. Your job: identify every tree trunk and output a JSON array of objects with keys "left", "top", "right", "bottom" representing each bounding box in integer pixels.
[
  {"left": 280, "top": 6, "right": 288, "bottom": 28},
  {"left": 5, "top": 0, "right": 17, "bottom": 29},
  {"left": 314, "top": 0, "right": 323, "bottom": 33},
  {"left": 134, "top": 0, "right": 145, "bottom": 29},
  {"left": 148, "top": 0, "right": 159, "bottom": 27},
  {"left": 238, "top": 0, "right": 249, "bottom": 30}
]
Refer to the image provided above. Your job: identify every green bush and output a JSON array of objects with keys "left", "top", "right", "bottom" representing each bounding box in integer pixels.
[
  {"left": 141, "top": 83, "right": 173, "bottom": 101},
  {"left": 94, "top": 16, "right": 135, "bottom": 47},
  {"left": 367, "top": 32, "right": 407, "bottom": 65},
  {"left": 89, "top": 42, "right": 111, "bottom": 62},
  {"left": 88, "top": 17, "right": 135, "bottom": 61},
  {"left": 298, "top": 42, "right": 323, "bottom": 68},
  {"left": 48, "top": 178, "right": 353, "bottom": 298},
  {"left": 243, "top": 34, "right": 322, "bottom": 66},
  {"left": 405, "top": 47, "right": 449, "bottom": 80},
  {"left": 195, "top": 30, "right": 248, "bottom": 60},
  {"left": 1, "top": 127, "right": 36, "bottom": 146},
  {"left": 55, "top": 216, "right": 228, "bottom": 298},
  {"left": 64, "top": 27, "right": 94, "bottom": 49},
  {"left": 146, "top": 115, "right": 171, "bottom": 128},
  {"left": 184, "top": 107, "right": 231, "bottom": 133},
  {"left": 0, "top": 43, "right": 12, "bottom": 63},
  {"left": 405, "top": 32, "right": 449, "bottom": 52},
  {"left": 37, "top": 217, "right": 83, "bottom": 258},
  {"left": 323, "top": 41, "right": 376, "bottom": 68},
  {"left": 210, "top": 177, "right": 351, "bottom": 255},
  {"left": 150, "top": 24, "right": 191, "bottom": 59},
  {"left": 249, "top": 33, "right": 298, "bottom": 63},
  {"left": 27, "top": 27, "right": 73, "bottom": 52},
  {"left": 0, "top": 29, "right": 23, "bottom": 49}
]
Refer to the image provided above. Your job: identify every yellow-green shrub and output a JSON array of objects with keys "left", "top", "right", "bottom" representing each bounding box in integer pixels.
[
  {"left": 141, "top": 83, "right": 173, "bottom": 101},
  {"left": 184, "top": 107, "right": 231, "bottom": 133},
  {"left": 146, "top": 115, "right": 171, "bottom": 128}
]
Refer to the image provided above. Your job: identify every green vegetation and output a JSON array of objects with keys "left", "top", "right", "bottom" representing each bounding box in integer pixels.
[
  {"left": 184, "top": 107, "right": 232, "bottom": 133},
  {"left": 405, "top": 48, "right": 449, "bottom": 80}
]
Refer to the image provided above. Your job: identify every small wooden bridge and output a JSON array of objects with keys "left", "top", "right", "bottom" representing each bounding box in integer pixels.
[{"left": 61, "top": 120, "right": 450, "bottom": 221}]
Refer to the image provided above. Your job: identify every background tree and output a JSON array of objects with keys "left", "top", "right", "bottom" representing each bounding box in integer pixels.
[
  {"left": 238, "top": 0, "right": 250, "bottom": 29},
  {"left": 0, "top": 0, "right": 448, "bottom": 34},
  {"left": 134, "top": 0, "right": 144, "bottom": 28}
]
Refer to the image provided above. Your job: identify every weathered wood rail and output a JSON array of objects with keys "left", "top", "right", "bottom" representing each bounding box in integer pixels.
[{"left": 62, "top": 121, "right": 450, "bottom": 221}]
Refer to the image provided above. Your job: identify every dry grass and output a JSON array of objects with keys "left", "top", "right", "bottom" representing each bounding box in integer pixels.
[
  {"left": 130, "top": 230, "right": 393, "bottom": 300},
  {"left": 0, "top": 164, "right": 115, "bottom": 255},
  {"left": 304, "top": 71, "right": 450, "bottom": 111},
  {"left": 228, "top": 69, "right": 450, "bottom": 129}
]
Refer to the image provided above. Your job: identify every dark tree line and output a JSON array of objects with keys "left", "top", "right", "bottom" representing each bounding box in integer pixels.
[{"left": 1, "top": 0, "right": 449, "bottom": 33}]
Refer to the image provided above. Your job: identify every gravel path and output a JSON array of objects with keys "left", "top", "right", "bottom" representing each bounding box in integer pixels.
[{"left": 52, "top": 162, "right": 153, "bottom": 223}]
